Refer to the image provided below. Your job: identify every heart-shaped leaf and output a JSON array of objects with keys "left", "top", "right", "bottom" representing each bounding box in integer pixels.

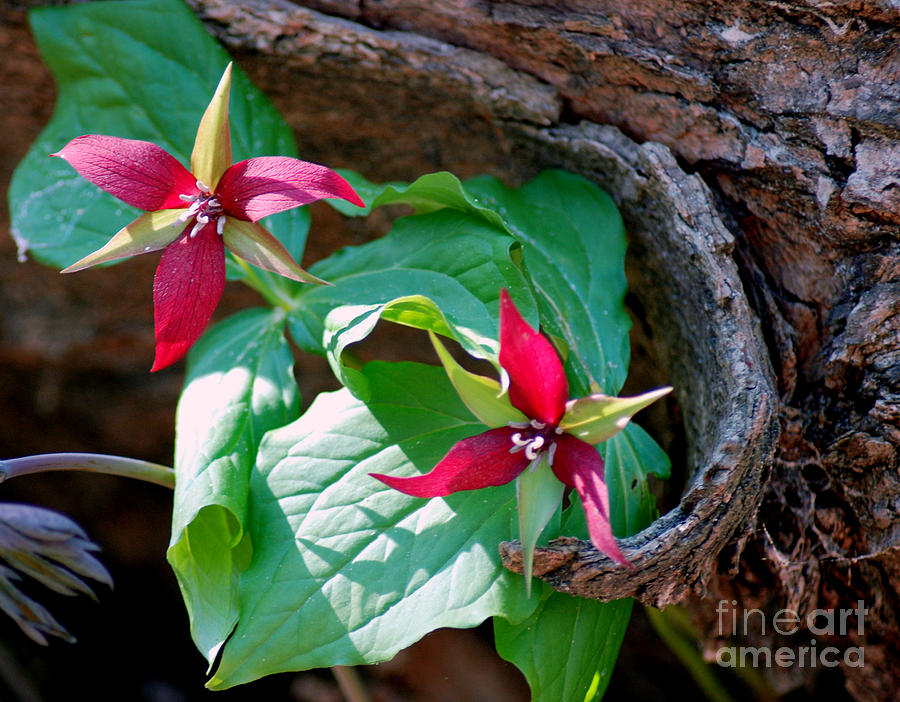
[
  {"left": 167, "top": 308, "right": 299, "bottom": 663},
  {"left": 206, "top": 361, "right": 538, "bottom": 688}
]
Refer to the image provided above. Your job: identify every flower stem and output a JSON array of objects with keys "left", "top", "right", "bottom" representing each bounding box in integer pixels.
[
  {"left": 230, "top": 256, "right": 298, "bottom": 310},
  {"left": 0, "top": 453, "right": 175, "bottom": 490},
  {"left": 331, "top": 666, "right": 371, "bottom": 702}
]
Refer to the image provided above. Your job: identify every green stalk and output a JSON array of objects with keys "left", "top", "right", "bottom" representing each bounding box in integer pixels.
[
  {"left": 230, "top": 255, "right": 298, "bottom": 310},
  {"left": 644, "top": 605, "right": 732, "bottom": 702},
  {"left": 0, "top": 453, "right": 175, "bottom": 490}
]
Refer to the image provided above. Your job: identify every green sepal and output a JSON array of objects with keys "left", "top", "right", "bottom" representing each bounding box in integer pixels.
[
  {"left": 191, "top": 63, "right": 232, "bottom": 189},
  {"left": 60, "top": 209, "right": 184, "bottom": 272},
  {"left": 559, "top": 386, "right": 672, "bottom": 444},
  {"left": 515, "top": 456, "right": 565, "bottom": 598},
  {"left": 223, "top": 218, "right": 327, "bottom": 285},
  {"left": 429, "top": 331, "right": 526, "bottom": 429}
]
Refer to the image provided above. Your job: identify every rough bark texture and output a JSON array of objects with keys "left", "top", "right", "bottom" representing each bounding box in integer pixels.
[
  {"left": 2, "top": 0, "right": 898, "bottom": 699},
  {"left": 179, "top": 1, "right": 899, "bottom": 697},
  {"left": 496, "top": 123, "right": 779, "bottom": 608}
]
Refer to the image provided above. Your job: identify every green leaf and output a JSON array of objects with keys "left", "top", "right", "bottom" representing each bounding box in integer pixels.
[
  {"left": 328, "top": 169, "right": 631, "bottom": 396},
  {"left": 328, "top": 170, "right": 508, "bottom": 232},
  {"left": 465, "top": 171, "right": 631, "bottom": 395},
  {"left": 166, "top": 308, "right": 299, "bottom": 665},
  {"left": 10, "top": 0, "right": 309, "bottom": 273},
  {"left": 495, "top": 595, "right": 633, "bottom": 702},
  {"left": 602, "top": 422, "right": 671, "bottom": 538},
  {"left": 320, "top": 296, "right": 458, "bottom": 400},
  {"left": 206, "top": 362, "right": 537, "bottom": 688},
  {"left": 495, "top": 421, "right": 671, "bottom": 701},
  {"left": 288, "top": 209, "right": 537, "bottom": 359}
]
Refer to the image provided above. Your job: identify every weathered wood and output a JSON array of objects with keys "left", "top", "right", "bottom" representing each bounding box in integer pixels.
[
  {"left": 188, "top": 1, "right": 900, "bottom": 696},
  {"left": 498, "top": 123, "right": 780, "bottom": 606}
]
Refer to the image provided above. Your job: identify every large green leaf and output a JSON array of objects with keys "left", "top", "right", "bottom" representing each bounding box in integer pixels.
[
  {"left": 465, "top": 172, "right": 631, "bottom": 395},
  {"left": 288, "top": 208, "right": 536, "bottom": 359},
  {"left": 325, "top": 169, "right": 630, "bottom": 395},
  {"left": 167, "top": 308, "right": 300, "bottom": 664},
  {"left": 11, "top": 0, "right": 309, "bottom": 272},
  {"left": 207, "top": 361, "right": 538, "bottom": 688},
  {"left": 495, "top": 595, "right": 633, "bottom": 702}
]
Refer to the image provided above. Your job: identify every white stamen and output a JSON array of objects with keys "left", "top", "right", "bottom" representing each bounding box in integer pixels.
[
  {"left": 547, "top": 442, "right": 558, "bottom": 466},
  {"left": 525, "top": 435, "right": 545, "bottom": 461},
  {"left": 510, "top": 432, "right": 529, "bottom": 448},
  {"left": 509, "top": 421, "right": 530, "bottom": 429},
  {"left": 530, "top": 420, "right": 546, "bottom": 430},
  {"left": 179, "top": 193, "right": 197, "bottom": 203},
  {"left": 554, "top": 426, "right": 564, "bottom": 434},
  {"left": 196, "top": 179, "right": 211, "bottom": 193},
  {"left": 216, "top": 215, "right": 226, "bottom": 235},
  {"left": 189, "top": 220, "right": 205, "bottom": 238},
  {"left": 196, "top": 213, "right": 209, "bottom": 225},
  {"left": 509, "top": 432, "right": 529, "bottom": 454},
  {"left": 178, "top": 202, "right": 202, "bottom": 222},
  {"left": 207, "top": 198, "right": 220, "bottom": 209}
]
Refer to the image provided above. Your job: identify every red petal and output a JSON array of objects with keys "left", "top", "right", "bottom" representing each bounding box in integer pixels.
[
  {"left": 52, "top": 135, "right": 197, "bottom": 211},
  {"left": 215, "top": 157, "right": 365, "bottom": 221},
  {"left": 552, "top": 434, "right": 631, "bottom": 567},
  {"left": 499, "top": 289, "right": 568, "bottom": 425},
  {"left": 371, "top": 427, "right": 529, "bottom": 497},
  {"left": 150, "top": 222, "right": 226, "bottom": 371}
]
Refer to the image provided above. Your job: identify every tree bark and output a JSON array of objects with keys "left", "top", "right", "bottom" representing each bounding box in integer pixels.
[{"left": 184, "top": 1, "right": 900, "bottom": 698}]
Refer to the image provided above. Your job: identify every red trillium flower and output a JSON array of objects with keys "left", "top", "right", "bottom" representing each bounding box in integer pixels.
[
  {"left": 52, "top": 64, "right": 364, "bottom": 371},
  {"left": 372, "top": 290, "right": 671, "bottom": 589}
]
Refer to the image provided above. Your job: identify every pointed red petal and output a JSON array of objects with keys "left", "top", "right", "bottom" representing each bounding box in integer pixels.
[
  {"left": 52, "top": 135, "right": 197, "bottom": 211},
  {"left": 215, "top": 157, "right": 364, "bottom": 221},
  {"left": 499, "top": 289, "right": 568, "bottom": 425},
  {"left": 371, "top": 427, "right": 529, "bottom": 497},
  {"left": 150, "top": 223, "right": 226, "bottom": 371},
  {"left": 552, "top": 434, "right": 631, "bottom": 567}
]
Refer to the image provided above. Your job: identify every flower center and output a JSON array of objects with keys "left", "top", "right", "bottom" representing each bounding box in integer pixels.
[
  {"left": 508, "top": 419, "right": 564, "bottom": 464},
  {"left": 178, "top": 180, "right": 227, "bottom": 237}
]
